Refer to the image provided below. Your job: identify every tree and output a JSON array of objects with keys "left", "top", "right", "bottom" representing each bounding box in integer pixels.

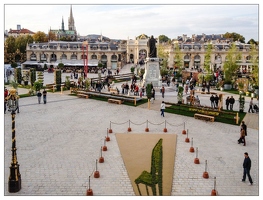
[
  {"left": 223, "top": 32, "right": 245, "bottom": 43},
  {"left": 249, "top": 43, "right": 259, "bottom": 87},
  {"left": 33, "top": 81, "right": 43, "bottom": 92},
  {"left": 146, "top": 84, "right": 152, "bottom": 100},
  {"left": 247, "top": 39, "right": 258, "bottom": 45},
  {"left": 204, "top": 44, "right": 213, "bottom": 73},
  {"left": 173, "top": 43, "right": 183, "bottom": 71},
  {"left": 158, "top": 35, "right": 171, "bottom": 43},
  {"left": 48, "top": 31, "right": 57, "bottom": 41},
  {"left": 15, "top": 35, "right": 33, "bottom": 53},
  {"left": 30, "top": 68, "right": 36, "bottom": 86},
  {"left": 157, "top": 44, "right": 169, "bottom": 69},
  {"left": 58, "top": 63, "right": 64, "bottom": 69},
  {"left": 55, "top": 69, "right": 62, "bottom": 91},
  {"left": 203, "top": 43, "right": 214, "bottom": 82},
  {"left": 223, "top": 43, "right": 241, "bottom": 83},
  {"left": 33, "top": 31, "right": 48, "bottom": 42},
  {"left": 5, "top": 36, "right": 16, "bottom": 53}
]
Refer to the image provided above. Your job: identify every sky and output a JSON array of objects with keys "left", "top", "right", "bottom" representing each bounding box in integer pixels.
[{"left": 3, "top": 1, "right": 260, "bottom": 43}]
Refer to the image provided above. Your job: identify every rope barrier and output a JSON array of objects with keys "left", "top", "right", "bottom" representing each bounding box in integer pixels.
[
  {"left": 148, "top": 121, "right": 165, "bottom": 125},
  {"left": 166, "top": 121, "right": 185, "bottom": 127},
  {"left": 111, "top": 120, "right": 129, "bottom": 125},
  {"left": 108, "top": 119, "right": 186, "bottom": 133},
  {"left": 130, "top": 120, "right": 147, "bottom": 126}
]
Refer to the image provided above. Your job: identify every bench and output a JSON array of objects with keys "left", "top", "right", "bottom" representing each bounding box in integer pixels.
[
  {"left": 194, "top": 113, "right": 215, "bottom": 122},
  {"left": 110, "top": 88, "right": 118, "bottom": 94},
  {"left": 108, "top": 98, "right": 122, "bottom": 104},
  {"left": 77, "top": 94, "right": 89, "bottom": 99}
]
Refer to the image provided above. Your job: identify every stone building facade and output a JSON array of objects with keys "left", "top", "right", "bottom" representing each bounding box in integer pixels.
[
  {"left": 22, "top": 40, "right": 127, "bottom": 70},
  {"left": 126, "top": 34, "right": 257, "bottom": 74}
]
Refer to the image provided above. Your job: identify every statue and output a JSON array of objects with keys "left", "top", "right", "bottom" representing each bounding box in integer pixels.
[{"left": 148, "top": 35, "right": 157, "bottom": 58}]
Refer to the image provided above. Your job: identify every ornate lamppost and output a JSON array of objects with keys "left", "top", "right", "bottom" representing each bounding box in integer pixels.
[{"left": 6, "top": 88, "right": 21, "bottom": 192}]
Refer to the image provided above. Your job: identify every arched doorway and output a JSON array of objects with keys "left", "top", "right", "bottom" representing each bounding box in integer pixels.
[
  {"left": 184, "top": 54, "right": 190, "bottom": 68},
  {"left": 194, "top": 55, "right": 200, "bottom": 70},
  {"left": 101, "top": 54, "right": 107, "bottom": 68},
  {"left": 111, "top": 54, "right": 118, "bottom": 70},
  {"left": 129, "top": 54, "right": 134, "bottom": 63}
]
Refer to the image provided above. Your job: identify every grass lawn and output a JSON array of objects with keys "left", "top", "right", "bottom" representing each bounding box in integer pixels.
[{"left": 165, "top": 103, "right": 246, "bottom": 126}]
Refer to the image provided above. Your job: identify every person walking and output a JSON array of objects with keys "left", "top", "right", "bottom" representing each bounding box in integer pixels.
[
  {"left": 207, "top": 82, "right": 210, "bottom": 93},
  {"left": 229, "top": 96, "right": 235, "bottom": 111},
  {"left": 42, "top": 89, "right": 47, "bottom": 104},
  {"left": 248, "top": 98, "right": 254, "bottom": 113},
  {"left": 242, "top": 152, "right": 253, "bottom": 185},
  {"left": 214, "top": 95, "right": 219, "bottom": 108},
  {"left": 161, "top": 86, "right": 165, "bottom": 98},
  {"left": 226, "top": 96, "right": 230, "bottom": 110},
  {"left": 160, "top": 101, "right": 165, "bottom": 117},
  {"left": 37, "top": 91, "right": 42, "bottom": 104},
  {"left": 238, "top": 127, "right": 246, "bottom": 146},
  {"left": 210, "top": 95, "right": 215, "bottom": 108}
]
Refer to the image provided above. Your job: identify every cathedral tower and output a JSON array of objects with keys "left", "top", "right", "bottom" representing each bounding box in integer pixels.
[{"left": 68, "top": 5, "right": 75, "bottom": 31}]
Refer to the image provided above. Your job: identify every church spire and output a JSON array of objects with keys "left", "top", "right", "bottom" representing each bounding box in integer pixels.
[
  {"left": 68, "top": 5, "right": 75, "bottom": 31},
  {"left": 61, "top": 16, "right": 65, "bottom": 31}
]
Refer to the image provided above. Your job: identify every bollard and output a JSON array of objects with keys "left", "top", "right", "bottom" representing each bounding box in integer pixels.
[
  {"left": 163, "top": 120, "right": 167, "bottom": 132},
  {"left": 128, "top": 120, "right": 132, "bottom": 132},
  {"left": 102, "top": 138, "right": 107, "bottom": 151},
  {"left": 108, "top": 121, "right": 112, "bottom": 133},
  {"left": 86, "top": 176, "right": 93, "bottom": 196},
  {"left": 185, "top": 129, "right": 190, "bottom": 143},
  {"left": 182, "top": 122, "right": 186, "bottom": 134},
  {"left": 194, "top": 147, "right": 200, "bottom": 164},
  {"left": 211, "top": 177, "right": 218, "bottom": 196},
  {"left": 203, "top": 160, "right": 209, "bottom": 178},
  {"left": 99, "top": 146, "right": 104, "bottom": 163},
  {"left": 94, "top": 160, "right": 100, "bottom": 178},
  {"left": 105, "top": 128, "right": 110, "bottom": 141},
  {"left": 189, "top": 137, "right": 195, "bottom": 152},
  {"left": 145, "top": 120, "right": 149, "bottom": 132}
]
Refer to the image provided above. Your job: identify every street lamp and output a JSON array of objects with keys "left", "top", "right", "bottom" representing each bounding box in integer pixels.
[{"left": 6, "top": 88, "right": 21, "bottom": 193}]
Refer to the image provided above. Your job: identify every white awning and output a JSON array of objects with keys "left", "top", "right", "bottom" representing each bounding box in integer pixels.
[{"left": 22, "top": 61, "right": 39, "bottom": 65}]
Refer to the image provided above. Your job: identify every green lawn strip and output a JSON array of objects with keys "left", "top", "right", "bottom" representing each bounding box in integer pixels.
[
  {"left": 165, "top": 103, "right": 245, "bottom": 125},
  {"left": 72, "top": 93, "right": 148, "bottom": 106}
]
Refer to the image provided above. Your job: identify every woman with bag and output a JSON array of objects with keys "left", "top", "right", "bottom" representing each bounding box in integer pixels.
[{"left": 238, "top": 127, "right": 246, "bottom": 146}]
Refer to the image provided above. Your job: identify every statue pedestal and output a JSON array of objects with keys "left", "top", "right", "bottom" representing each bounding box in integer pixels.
[{"left": 142, "top": 58, "right": 162, "bottom": 87}]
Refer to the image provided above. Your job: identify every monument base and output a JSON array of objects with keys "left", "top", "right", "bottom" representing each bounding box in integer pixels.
[{"left": 142, "top": 57, "right": 162, "bottom": 87}]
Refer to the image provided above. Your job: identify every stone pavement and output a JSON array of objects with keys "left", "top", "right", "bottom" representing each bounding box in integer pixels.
[{"left": 4, "top": 64, "right": 259, "bottom": 196}]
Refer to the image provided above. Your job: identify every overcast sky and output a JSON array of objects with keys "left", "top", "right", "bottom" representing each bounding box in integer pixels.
[{"left": 3, "top": 1, "right": 260, "bottom": 43}]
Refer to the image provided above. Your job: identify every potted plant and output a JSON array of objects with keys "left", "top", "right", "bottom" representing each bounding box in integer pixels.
[
  {"left": 177, "top": 86, "right": 184, "bottom": 104},
  {"left": 239, "top": 94, "right": 245, "bottom": 113},
  {"left": 238, "top": 82, "right": 244, "bottom": 94},
  {"left": 253, "top": 85, "right": 259, "bottom": 96},
  {"left": 223, "top": 80, "right": 232, "bottom": 90},
  {"left": 246, "top": 91, "right": 250, "bottom": 96}
]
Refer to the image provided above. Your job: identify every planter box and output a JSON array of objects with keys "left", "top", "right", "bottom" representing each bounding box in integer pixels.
[{"left": 224, "top": 84, "right": 232, "bottom": 90}]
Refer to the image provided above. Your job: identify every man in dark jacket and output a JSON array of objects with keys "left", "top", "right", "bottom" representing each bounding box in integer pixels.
[
  {"left": 210, "top": 95, "right": 215, "bottom": 108},
  {"left": 214, "top": 95, "right": 219, "bottom": 108},
  {"left": 229, "top": 96, "right": 235, "bottom": 110},
  {"left": 242, "top": 152, "right": 253, "bottom": 185}
]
